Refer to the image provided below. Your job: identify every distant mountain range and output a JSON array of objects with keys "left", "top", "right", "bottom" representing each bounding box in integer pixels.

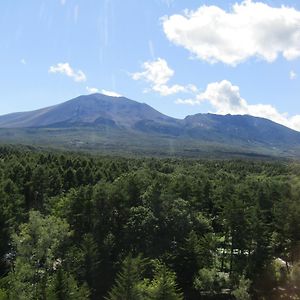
[{"left": 0, "top": 93, "right": 299, "bottom": 158}]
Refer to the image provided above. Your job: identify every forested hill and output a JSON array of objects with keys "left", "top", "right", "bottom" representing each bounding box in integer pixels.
[
  {"left": 0, "top": 146, "right": 300, "bottom": 299},
  {"left": 1, "top": 93, "right": 300, "bottom": 158}
]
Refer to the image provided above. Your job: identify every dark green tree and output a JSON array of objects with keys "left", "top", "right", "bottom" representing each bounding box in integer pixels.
[{"left": 106, "top": 254, "right": 146, "bottom": 300}]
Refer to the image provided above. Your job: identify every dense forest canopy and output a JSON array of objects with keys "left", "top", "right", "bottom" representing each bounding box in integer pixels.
[{"left": 0, "top": 146, "right": 300, "bottom": 299}]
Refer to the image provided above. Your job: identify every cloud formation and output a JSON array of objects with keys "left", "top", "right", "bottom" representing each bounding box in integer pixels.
[
  {"left": 101, "top": 89, "right": 122, "bottom": 97},
  {"left": 86, "top": 87, "right": 99, "bottom": 94},
  {"left": 132, "top": 58, "right": 197, "bottom": 96},
  {"left": 290, "top": 70, "right": 297, "bottom": 80},
  {"left": 49, "top": 63, "right": 86, "bottom": 82},
  {"left": 163, "top": 0, "right": 300, "bottom": 65},
  {"left": 176, "top": 80, "right": 300, "bottom": 131},
  {"left": 131, "top": 58, "right": 300, "bottom": 131},
  {"left": 86, "top": 87, "right": 122, "bottom": 97}
]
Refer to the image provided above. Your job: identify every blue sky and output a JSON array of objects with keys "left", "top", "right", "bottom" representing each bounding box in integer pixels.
[{"left": 1, "top": 0, "right": 300, "bottom": 129}]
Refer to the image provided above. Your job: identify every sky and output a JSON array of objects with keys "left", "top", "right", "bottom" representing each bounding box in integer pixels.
[{"left": 1, "top": 0, "right": 300, "bottom": 130}]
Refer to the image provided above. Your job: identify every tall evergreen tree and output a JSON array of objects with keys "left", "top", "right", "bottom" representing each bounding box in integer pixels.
[
  {"left": 106, "top": 254, "right": 146, "bottom": 300},
  {"left": 145, "top": 262, "right": 183, "bottom": 300}
]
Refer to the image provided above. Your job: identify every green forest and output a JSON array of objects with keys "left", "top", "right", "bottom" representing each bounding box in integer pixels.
[{"left": 0, "top": 146, "right": 300, "bottom": 299}]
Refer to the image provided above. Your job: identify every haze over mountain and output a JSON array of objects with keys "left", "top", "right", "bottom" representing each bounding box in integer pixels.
[{"left": 0, "top": 93, "right": 300, "bottom": 158}]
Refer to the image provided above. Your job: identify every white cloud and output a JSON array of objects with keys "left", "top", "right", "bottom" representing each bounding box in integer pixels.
[
  {"left": 175, "top": 98, "right": 199, "bottom": 106},
  {"left": 132, "top": 58, "right": 197, "bottom": 96},
  {"left": 86, "top": 87, "right": 122, "bottom": 97},
  {"left": 163, "top": 0, "right": 300, "bottom": 65},
  {"left": 20, "top": 59, "right": 26, "bottom": 65},
  {"left": 49, "top": 63, "right": 86, "bottom": 82},
  {"left": 60, "top": 0, "right": 66, "bottom": 5},
  {"left": 101, "top": 89, "right": 122, "bottom": 97},
  {"left": 132, "top": 58, "right": 174, "bottom": 88},
  {"left": 86, "top": 86, "right": 100, "bottom": 94},
  {"left": 290, "top": 70, "right": 297, "bottom": 80},
  {"left": 177, "top": 80, "right": 300, "bottom": 131}
]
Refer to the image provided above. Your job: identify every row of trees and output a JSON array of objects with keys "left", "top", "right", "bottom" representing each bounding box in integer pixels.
[{"left": 0, "top": 146, "right": 299, "bottom": 299}]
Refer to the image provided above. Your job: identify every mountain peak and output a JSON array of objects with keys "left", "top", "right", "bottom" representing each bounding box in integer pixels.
[
  {"left": 0, "top": 94, "right": 300, "bottom": 157},
  {"left": 0, "top": 93, "right": 172, "bottom": 128}
]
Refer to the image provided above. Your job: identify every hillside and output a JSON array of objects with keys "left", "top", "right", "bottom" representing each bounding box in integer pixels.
[{"left": 0, "top": 93, "right": 299, "bottom": 158}]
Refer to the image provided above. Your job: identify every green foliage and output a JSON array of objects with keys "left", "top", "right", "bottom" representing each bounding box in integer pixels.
[
  {"left": 232, "top": 276, "right": 251, "bottom": 300},
  {"left": 46, "top": 269, "right": 90, "bottom": 300},
  {"left": 106, "top": 254, "right": 146, "bottom": 300},
  {"left": 290, "top": 262, "right": 300, "bottom": 287},
  {"left": 0, "top": 146, "right": 299, "bottom": 299},
  {"left": 6, "top": 211, "right": 89, "bottom": 300},
  {"left": 194, "top": 267, "right": 230, "bottom": 295},
  {"left": 107, "top": 257, "right": 183, "bottom": 300},
  {"left": 142, "top": 261, "right": 183, "bottom": 300},
  {"left": 0, "top": 289, "right": 8, "bottom": 300}
]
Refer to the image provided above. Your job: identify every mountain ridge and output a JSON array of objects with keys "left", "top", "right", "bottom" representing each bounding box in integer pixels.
[
  {"left": 0, "top": 93, "right": 299, "bottom": 158},
  {"left": 0, "top": 94, "right": 174, "bottom": 128}
]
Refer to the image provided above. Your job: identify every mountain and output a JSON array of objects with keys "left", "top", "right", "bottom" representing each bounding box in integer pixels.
[
  {"left": 0, "top": 94, "right": 174, "bottom": 128},
  {"left": 182, "top": 113, "right": 300, "bottom": 146},
  {"left": 0, "top": 93, "right": 299, "bottom": 158}
]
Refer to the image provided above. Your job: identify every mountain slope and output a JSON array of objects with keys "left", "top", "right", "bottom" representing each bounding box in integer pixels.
[
  {"left": 0, "top": 93, "right": 300, "bottom": 158},
  {"left": 0, "top": 94, "right": 175, "bottom": 128},
  {"left": 183, "top": 113, "right": 300, "bottom": 146}
]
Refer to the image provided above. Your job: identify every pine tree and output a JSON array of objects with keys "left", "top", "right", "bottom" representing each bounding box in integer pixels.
[
  {"left": 46, "top": 268, "right": 90, "bottom": 300},
  {"left": 144, "top": 261, "right": 183, "bottom": 300},
  {"left": 106, "top": 254, "right": 146, "bottom": 300}
]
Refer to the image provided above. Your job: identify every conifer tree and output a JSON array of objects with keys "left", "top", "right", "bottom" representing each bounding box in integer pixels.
[
  {"left": 146, "top": 262, "right": 183, "bottom": 300},
  {"left": 106, "top": 254, "right": 146, "bottom": 300}
]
